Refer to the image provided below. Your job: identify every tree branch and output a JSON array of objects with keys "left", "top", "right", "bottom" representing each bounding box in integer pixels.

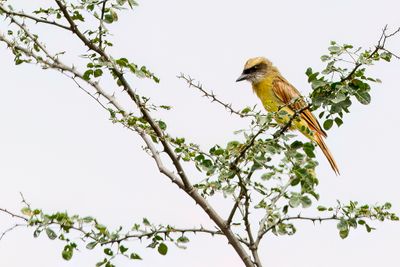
[
  {"left": 341, "top": 25, "right": 400, "bottom": 82},
  {"left": 264, "top": 215, "right": 339, "bottom": 233},
  {"left": 98, "top": 0, "right": 108, "bottom": 50},
  {"left": 103, "top": 227, "right": 225, "bottom": 245},
  {"left": 0, "top": 208, "right": 28, "bottom": 222},
  {"left": 0, "top": 5, "right": 70, "bottom": 31},
  {"left": 241, "top": 178, "right": 262, "bottom": 267},
  {"left": 0, "top": 223, "right": 26, "bottom": 241},
  {"left": 226, "top": 188, "right": 244, "bottom": 226},
  {"left": 178, "top": 73, "right": 254, "bottom": 118}
]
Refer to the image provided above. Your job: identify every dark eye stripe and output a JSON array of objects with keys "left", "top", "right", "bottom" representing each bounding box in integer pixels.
[
  {"left": 243, "top": 63, "right": 267, "bottom": 74},
  {"left": 243, "top": 65, "right": 257, "bottom": 74}
]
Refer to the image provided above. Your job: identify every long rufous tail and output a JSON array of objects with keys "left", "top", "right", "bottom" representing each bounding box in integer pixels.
[{"left": 314, "top": 133, "right": 340, "bottom": 175}]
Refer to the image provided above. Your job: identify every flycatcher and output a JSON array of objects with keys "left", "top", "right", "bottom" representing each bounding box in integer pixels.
[{"left": 236, "top": 57, "right": 339, "bottom": 175}]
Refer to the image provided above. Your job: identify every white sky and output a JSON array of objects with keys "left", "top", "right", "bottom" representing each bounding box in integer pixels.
[{"left": 1, "top": 1, "right": 400, "bottom": 267}]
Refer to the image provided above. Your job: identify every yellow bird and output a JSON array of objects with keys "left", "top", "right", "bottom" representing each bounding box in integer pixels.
[{"left": 236, "top": 57, "right": 339, "bottom": 175}]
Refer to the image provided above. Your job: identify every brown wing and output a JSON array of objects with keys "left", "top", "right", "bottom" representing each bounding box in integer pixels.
[{"left": 272, "top": 76, "right": 327, "bottom": 137}]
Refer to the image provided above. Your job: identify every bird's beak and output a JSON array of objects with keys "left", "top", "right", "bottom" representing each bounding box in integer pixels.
[{"left": 236, "top": 73, "right": 248, "bottom": 82}]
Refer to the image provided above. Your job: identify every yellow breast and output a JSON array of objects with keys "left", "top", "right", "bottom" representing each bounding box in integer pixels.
[
  {"left": 251, "top": 75, "right": 306, "bottom": 134},
  {"left": 251, "top": 75, "right": 283, "bottom": 113}
]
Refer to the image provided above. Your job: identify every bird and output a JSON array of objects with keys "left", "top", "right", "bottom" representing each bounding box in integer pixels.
[{"left": 236, "top": 57, "right": 339, "bottom": 175}]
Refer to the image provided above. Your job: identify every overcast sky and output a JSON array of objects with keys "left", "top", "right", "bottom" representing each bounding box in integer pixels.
[{"left": 1, "top": 1, "right": 400, "bottom": 267}]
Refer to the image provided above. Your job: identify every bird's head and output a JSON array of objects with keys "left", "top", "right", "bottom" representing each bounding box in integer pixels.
[{"left": 236, "top": 57, "right": 273, "bottom": 84}]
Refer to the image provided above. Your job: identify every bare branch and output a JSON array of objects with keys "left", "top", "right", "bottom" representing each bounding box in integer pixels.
[
  {"left": 0, "top": 5, "right": 70, "bottom": 31},
  {"left": 341, "top": 25, "right": 400, "bottom": 82},
  {"left": 0, "top": 224, "right": 26, "bottom": 241},
  {"left": 226, "top": 189, "right": 244, "bottom": 226},
  {"left": 264, "top": 215, "right": 339, "bottom": 233},
  {"left": 178, "top": 73, "right": 254, "bottom": 118},
  {"left": 0, "top": 208, "right": 28, "bottom": 222}
]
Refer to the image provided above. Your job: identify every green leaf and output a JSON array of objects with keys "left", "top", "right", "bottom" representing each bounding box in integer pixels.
[
  {"left": 337, "top": 219, "right": 348, "bottom": 231},
  {"left": 83, "top": 70, "right": 93, "bottom": 81},
  {"left": 119, "top": 245, "right": 128, "bottom": 254},
  {"left": 46, "top": 228, "right": 57, "bottom": 240},
  {"left": 94, "top": 69, "right": 103, "bottom": 78},
  {"left": 177, "top": 236, "right": 190, "bottom": 243},
  {"left": 355, "top": 90, "right": 371, "bottom": 105},
  {"left": 334, "top": 117, "right": 343, "bottom": 127},
  {"left": 62, "top": 245, "right": 74, "bottom": 261},
  {"left": 153, "top": 76, "right": 160, "bottom": 83},
  {"left": 261, "top": 172, "right": 274, "bottom": 181},
  {"left": 339, "top": 229, "right": 349, "bottom": 239},
  {"left": 82, "top": 216, "right": 94, "bottom": 223},
  {"left": 158, "top": 120, "right": 167, "bottom": 130},
  {"left": 320, "top": 55, "right": 330, "bottom": 62},
  {"left": 104, "top": 9, "right": 118, "bottom": 24},
  {"left": 86, "top": 241, "right": 98, "bottom": 250},
  {"left": 328, "top": 45, "right": 341, "bottom": 53},
  {"left": 116, "top": 58, "right": 129, "bottom": 67},
  {"left": 290, "top": 177, "right": 300, "bottom": 186},
  {"left": 96, "top": 259, "right": 107, "bottom": 267},
  {"left": 303, "top": 143, "right": 315, "bottom": 158},
  {"left": 289, "top": 193, "right": 301, "bottom": 208},
  {"left": 21, "top": 207, "right": 32, "bottom": 216},
  {"left": 380, "top": 51, "right": 392, "bottom": 62},
  {"left": 143, "top": 218, "right": 151, "bottom": 226},
  {"left": 128, "top": 0, "right": 139, "bottom": 7},
  {"left": 300, "top": 196, "right": 312, "bottom": 208},
  {"left": 331, "top": 93, "right": 347, "bottom": 104},
  {"left": 290, "top": 140, "right": 303, "bottom": 149},
  {"left": 130, "top": 253, "right": 142, "bottom": 260},
  {"left": 317, "top": 205, "right": 327, "bottom": 211},
  {"left": 33, "top": 229, "right": 41, "bottom": 238},
  {"left": 95, "top": 223, "right": 107, "bottom": 233},
  {"left": 158, "top": 243, "right": 168, "bottom": 255},
  {"left": 241, "top": 107, "right": 251, "bottom": 114},
  {"left": 365, "top": 224, "right": 375, "bottom": 232},
  {"left": 323, "top": 119, "right": 333, "bottom": 130},
  {"left": 71, "top": 11, "right": 84, "bottom": 22},
  {"left": 104, "top": 248, "right": 113, "bottom": 256}
]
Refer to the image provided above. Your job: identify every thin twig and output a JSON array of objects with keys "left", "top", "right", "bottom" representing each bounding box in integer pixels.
[
  {"left": 102, "top": 227, "right": 228, "bottom": 245},
  {"left": 226, "top": 188, "right": 244, "bottom": 226},
  {"left": 0, "top": 224, "right": 26, "bottom": 241},
  {"left": 0, "top": 5, "right": 70, "bottom": 31},
  {"left": 0, "top": 208, "right": 28, "bottom": 222},
  {"left": 98, "top": 0, "right": 108, "bottom": 49},
  {"left": 178, "top": 73, "right": 254, "bottom": 118},
  {"left": 341, "top": 25, "right": 400, "bottom": 82},
  {"left": 264, "top": 215, "right": 339, "bottom": 233}
]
